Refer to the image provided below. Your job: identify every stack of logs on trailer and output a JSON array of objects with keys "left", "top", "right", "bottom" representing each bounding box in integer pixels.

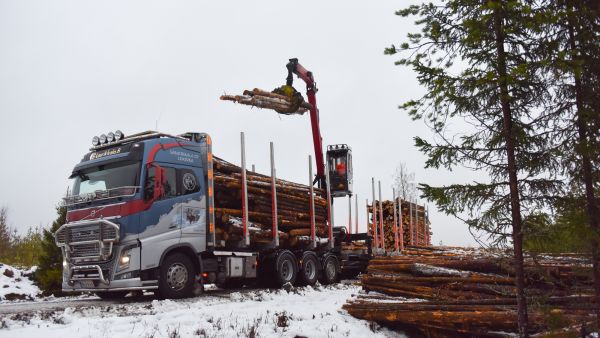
[
  {"left": 213, "top": 157, "right": 330, "bottom": 249},
  {"left": 344, "top": 247, "right": 596, "bottom": 337},
  {"left": 367, "top": 200, "right": 431, "bottom": 251}
]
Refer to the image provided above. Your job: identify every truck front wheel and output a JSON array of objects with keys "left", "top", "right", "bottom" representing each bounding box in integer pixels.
[
  {"left": 158, "top": 253, "right": 196, "bottom": 299},
  {"left": 319, "top": 255, "right": 340, "bottom": 285}
]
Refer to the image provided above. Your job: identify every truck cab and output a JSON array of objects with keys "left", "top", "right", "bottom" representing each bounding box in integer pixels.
[{"left": 56, "top": 131, "right": 212, "bottom": 298}]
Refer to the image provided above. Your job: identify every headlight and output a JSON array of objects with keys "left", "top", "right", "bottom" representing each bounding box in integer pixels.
[
  {"left": 119, "top": 249, "right": 132, "bottom": 270},
  {"left": 62, "top": 260, "right": 68, "bottom": 268}
]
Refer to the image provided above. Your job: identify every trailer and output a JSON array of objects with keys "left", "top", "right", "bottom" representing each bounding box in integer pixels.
[{"left": 55, "top": 130, "right": 371, "bottom": 299}]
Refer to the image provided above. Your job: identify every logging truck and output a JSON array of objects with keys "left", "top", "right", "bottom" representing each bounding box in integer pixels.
[{"left": 55, "top": 130, "right": 371, "bottom": 299}]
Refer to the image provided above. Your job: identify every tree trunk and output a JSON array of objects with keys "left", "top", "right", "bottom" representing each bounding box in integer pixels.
[
  {"left": 568, "top": 19, "right": 600, "bottom": 327},
  {"left": 492, "top": 4, "right": 528, "bottom": 337}
]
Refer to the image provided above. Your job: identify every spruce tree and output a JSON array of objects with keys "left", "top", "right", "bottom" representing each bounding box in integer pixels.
[
  {"left": 540, "top": 0, "right": 600, "bottom": 325},
  {"left": 387, "top": 1, "right": 563, "bottom": 336},
  {"left": 35, "top": 205, "right": 66, "bottom": 295}
]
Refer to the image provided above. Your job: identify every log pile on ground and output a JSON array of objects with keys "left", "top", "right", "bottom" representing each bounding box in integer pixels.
[
  {"left": 220, "top": 88, "right": 312, "bottom": 115},
  {"left": 368, "top": 200, "right": 431, "bottom": 250},
  {"left": 213, "top": 157, "right": 330, "bottom": 248},
  {"left": 344, "top": 246, "right": 596, "bottom": 337}
]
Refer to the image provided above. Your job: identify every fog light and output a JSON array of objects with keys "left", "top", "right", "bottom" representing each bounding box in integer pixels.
[
  {"left": 107, "top": 132, "right": 115, "bottom": 143},
  {"left": 99, "top": 134, "right": 107, "bottom": 144},
  {"left": 115, "top": 130, "right": 124, "bottom": 140},
  {"left": 92, "top": 136, "right": 100, "bottom": 146}
]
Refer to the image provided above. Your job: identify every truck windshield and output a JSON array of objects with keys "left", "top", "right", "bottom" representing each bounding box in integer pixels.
[{"left": 71, "top": 161, "right": 140, "bottom": 196}]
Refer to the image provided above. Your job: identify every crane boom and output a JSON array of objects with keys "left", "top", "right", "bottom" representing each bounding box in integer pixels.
[{"left": 286, "top": 58, "right": 325, "bottom": 186}]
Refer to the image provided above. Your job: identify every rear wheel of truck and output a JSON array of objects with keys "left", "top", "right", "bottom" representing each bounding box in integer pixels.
[
  {"left": 96, "top": 291, "right": 128, "bottom": 299},
  {"left": 319, "top": 255, "right": 340, "bottom": 285},
  {"left": 158, "top": 253, "right": 196, "bottom": 299},
  {"left": 297, "top": 252, "right": 319, "bottom": 286},
  {"left": 274, "top": 250, "right": 297, "bottom": 288}
]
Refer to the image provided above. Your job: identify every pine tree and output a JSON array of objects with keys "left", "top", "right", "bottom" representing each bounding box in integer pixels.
[
  {"left": 387, "top": 1, "right": 564, "bottom": 336},
  {"left": 35, "top": 205, "right": 66, "bottom": 295}
]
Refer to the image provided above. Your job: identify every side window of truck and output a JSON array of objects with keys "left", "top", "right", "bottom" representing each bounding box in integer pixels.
[
  {"left": 144, "top": 165, "right": 178, "bottom": 200},
  {"left": 179, "top": 169, "right": 200, "bottom": 195}
]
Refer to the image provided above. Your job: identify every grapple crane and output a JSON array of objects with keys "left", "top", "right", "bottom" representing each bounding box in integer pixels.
[{"left": 220, "top": 58, "right": 353, "bottom": 197}]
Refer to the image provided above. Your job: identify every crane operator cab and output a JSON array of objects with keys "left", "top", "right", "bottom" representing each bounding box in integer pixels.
[{"left": 327, "top": 144, "right": 353, "bottom": 197}]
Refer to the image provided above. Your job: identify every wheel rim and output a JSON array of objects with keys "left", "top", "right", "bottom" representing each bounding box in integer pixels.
[
  {"left": 280, "top": 259, "right": 294, "bottom": 282},
  {"left": 166, "top": 263, "right": 188, "bottom": 291},
  {"left": 304, "top": 259, "right": 316, "bottom": 280},
  {"left": 325, "top": 260, "right": 336, "bottom": 280}
]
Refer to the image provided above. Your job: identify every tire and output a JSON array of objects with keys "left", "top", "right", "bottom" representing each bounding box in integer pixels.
[
  {"left": 274, "top": 250, "right": 298, "bottom": 288},
  {"left": 158, "top": 253, "right": 196, "bottom": 299},
  {"left": 297, "top": 252, "right": 319, "bottom": 286},
  {"left": 96, "top": 291, "right": 128, "bottom": 299},
  {"left": 319, "top": 255, "right": 340, "bottom": 285}
]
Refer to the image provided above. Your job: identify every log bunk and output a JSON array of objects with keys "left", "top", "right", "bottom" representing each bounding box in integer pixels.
[
  {"left": 343, "top": 246, "right": 596, "bottom": 337},
  {"left": 368, "top": 199, "right": 431, "bottom": 251}
]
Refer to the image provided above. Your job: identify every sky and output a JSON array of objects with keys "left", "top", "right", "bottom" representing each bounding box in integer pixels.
[{"left": 0, "top": 0, "right": 482, "bottom": 246}]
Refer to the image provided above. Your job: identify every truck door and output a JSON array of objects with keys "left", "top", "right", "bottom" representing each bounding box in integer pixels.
[{"left": 139, "top": 163, "right": 182, "bottom": 270}]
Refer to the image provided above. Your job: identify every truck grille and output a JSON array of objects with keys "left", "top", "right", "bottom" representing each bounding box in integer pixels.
[{"left": 55, "top": 220, "right": 119, "bottom": 262}]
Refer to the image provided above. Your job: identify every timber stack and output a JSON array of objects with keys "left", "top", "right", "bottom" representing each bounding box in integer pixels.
[
  {"left": 344, "top": 246, "right": 596, "bottom": 337},
  {"left": 368, "top": 199, "right": 431, "bottom": 251},
  {"left": 213, "top": 157, "right": 330, "bottom": 248}
]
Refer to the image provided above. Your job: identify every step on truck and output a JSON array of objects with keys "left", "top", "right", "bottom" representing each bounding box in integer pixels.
[{"left": 55, "top": 130, "right": 371, "bottom": 299}]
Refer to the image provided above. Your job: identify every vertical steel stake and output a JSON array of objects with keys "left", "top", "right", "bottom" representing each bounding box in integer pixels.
[
  {"left": 399, "top": 198, "right": 404, "bottom": 252},
  {"left": 325, "top": 158, "right": 334, "bottom": 249},
  {"left": 240, "top": 132, "right": 250, "bottom": 247},
  {"left": 270, "top": 142, "right": 278, "bottom": 247},
  {"left": 348, "top": 195, "right": 352, "bottom": 235},
  {"left": 393, "top": 189, "right": 399, "bottom": 252},
  {"left": 355, "top": 194, "right": 359, "bottom": 234},
  {"left": 371, "top": 178, "right": 379, "bottom": 249},
  {"left": 378, "top": 181, "right": 385, "bottom": 251},
  {"left": 309, "top": 155, "right": 316, "bottom": 249},
  {"left": 409, "top": 199, "right": 413, "bottom": 246}
]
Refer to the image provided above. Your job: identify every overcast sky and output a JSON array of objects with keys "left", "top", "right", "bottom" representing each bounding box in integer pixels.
[{"left": 0, "top": 0, "right": 482, "bottom": 246}]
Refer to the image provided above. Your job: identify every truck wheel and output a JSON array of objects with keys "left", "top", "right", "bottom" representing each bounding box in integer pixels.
[
  {"left": 319, "top": 255, "right": 340, "bottom": 285},
  {"left": 96, "top": 291, "right": 128, "bottom": 299},
  {"left": 274, "top": 250, "right": 297, "bottom": 288},
  {"left": 298, "top": 252, "right": 319, "bottom": 286},
  {"left": 158, "top": 253, "right": 196, "bottom": 299}
]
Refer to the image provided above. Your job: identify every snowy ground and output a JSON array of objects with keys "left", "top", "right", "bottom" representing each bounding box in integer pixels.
[
  {"left": 0, "top": 283, "right": 406, "bottom": 338},
  {"left": 0, "top": 264, "right": 40, "bottom": 302}
]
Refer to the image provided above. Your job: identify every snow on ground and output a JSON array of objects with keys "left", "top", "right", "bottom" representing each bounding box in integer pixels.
[
  {"left": 0, "top": 283, "right": 406, "bottom": 338},
  {"left": 0, "top": 264, "right": 40, "bottom": 302}
]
